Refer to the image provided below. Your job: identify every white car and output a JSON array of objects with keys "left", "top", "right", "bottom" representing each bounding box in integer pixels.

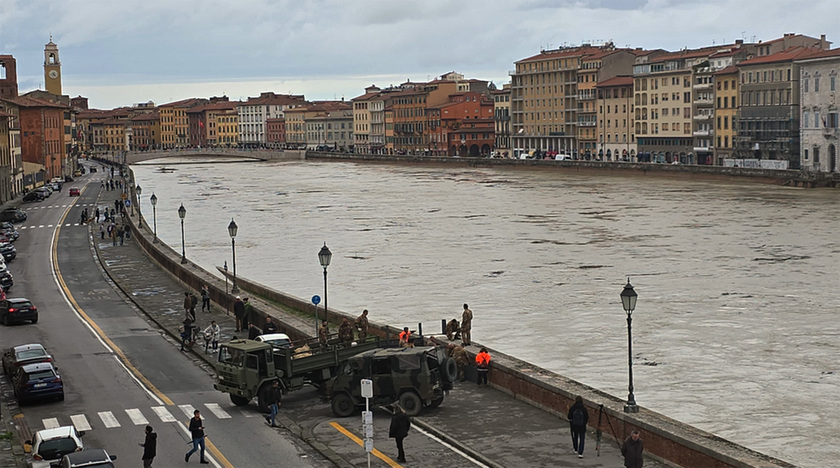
[
  {"left": 255, "top": 333, "right": 292, "bottom": 349},
  {"left": 27, "top": 426, "right": 85, "bottom": 468}
]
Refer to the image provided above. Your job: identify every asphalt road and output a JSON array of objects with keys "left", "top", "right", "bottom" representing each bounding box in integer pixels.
[{"left": 1, "top": 170, "right": 329, "bottom": 467}]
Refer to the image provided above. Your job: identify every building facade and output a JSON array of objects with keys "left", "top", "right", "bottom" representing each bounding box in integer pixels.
[
  {"left": 596, "top": 76, "right": 635, "bottom": 161},
  {"left": 493, "top": 85, "right": 511, "bottom": 157},
  {"left": 799, "top": 49, "right": 840, "bottom": 172},
  {"left": 713, "top": 66, "right": 739, "bottom": 163}
]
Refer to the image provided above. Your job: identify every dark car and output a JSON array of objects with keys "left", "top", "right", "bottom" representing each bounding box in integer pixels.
[
  {"left": 2, "top": 343, "right": 52, "bottom": 374},
  {"left": 59, "top": 449, "right": 116, "bottom": 468},
  {"left": 0, "top": 271, "right": 13, "bottom": 292},
  {"left": 0, "top": 222, "right": 19, "bottom": 241},
  {"left": 0, "top": 242, "right": 16, "bottom": 261},
  {"left": 23, "top": 191, "right": 44, "bottom": 202},
  {"left": 0, "top": 208, "right": 26, "bottom": 223},
  {"left": 12, "top": 362, "right": 63, "bottom": 404},
  {"left": 0, "top": 298, "right": 36, "bottom": 325}
]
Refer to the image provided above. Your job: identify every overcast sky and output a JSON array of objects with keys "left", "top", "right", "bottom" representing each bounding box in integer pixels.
[{"left": 1, "top": 0, "right": 837, "bottom": 109}]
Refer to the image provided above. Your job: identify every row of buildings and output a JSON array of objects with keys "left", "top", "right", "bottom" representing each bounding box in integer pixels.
[{"left": 0, "top": 33, "right": 839, "bottom": 204}]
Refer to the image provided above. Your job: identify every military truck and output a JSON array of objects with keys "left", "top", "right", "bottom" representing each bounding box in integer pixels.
[
  {"left": 326, "top": 346, "right": 458, "bottom": 417},
  {"left": 213, "top": 337, "right": 381, "bottom": 412}
]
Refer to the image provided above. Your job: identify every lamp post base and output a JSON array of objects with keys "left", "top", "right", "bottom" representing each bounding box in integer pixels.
[
  {"left": 180, "top": 256, "right": 187, "bottom": 264},
  {"left": 624, "top": 404, "right": 639, "bottom": 413},
  {"left": 231, "top": 286, "right": 240, "bottom": 294}
]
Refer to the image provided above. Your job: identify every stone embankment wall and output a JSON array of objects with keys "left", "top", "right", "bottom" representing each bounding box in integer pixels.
[{"left": 122, "top": 166, "right": 795, "bottom": 468}]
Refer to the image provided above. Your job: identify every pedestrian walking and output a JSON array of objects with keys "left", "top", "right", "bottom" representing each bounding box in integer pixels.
[
  {"left": 621, "top": 431, "right": 644, "bottom": 468},
  {"left": 233, "top": 296, "right": 245, "bottom": 332},
  {"left": 262, "top": 380, "right": 282, "bottom": 427},
  {"left": 318, "top": 320, "right": 329, "bottom": 345},
  {"left": 242, "top": 297, "right": 254, "bottom": 330},
  {"left": 475, "top": 347, "right": 491, "bottom": 385},
  {"left": 117, "top": 225, "right": 125, "bottom": 245},
  {"left": 263, "top": 316, "right": 278, "bottom": 334},
  {"left": 79, "top": 209, "right": 86, "bottom": 225},
  {"left": 110, "top": 225, "right": 118, "bottom": 246},
  {"left": 203, "top": 320, "right": 221, "bottom": 351},
  {"left": 567, "top": 395, "right": 589, "bottom": 458},
  {"left": 189, "top": 292, "right": 198, "bottom": 319},
  {"left": 389, "top": 405, "right": 411, "bottom": 463},
  {"left": 200, "top": 285, "right": 210, "bottom": 312},
  {"left": 338, "top": 317, "right": 354, "bottom": 345},
  {"left": 95, "top": 207, "right": 100, "bottom": 222},
  {"left": 180, "top": 318, "right": 194, "bottom": 351},
  {"left": 461, "top": 303, "right": 473, "bottom": 346},
  {"left": 354, "top": 309, "right": 369, "bottom": 341},
  {"left": 184, "top": 410, "right": 209, "bottom": 464},
  {"left": 99, "top": 223, "right": 105, "bottom": 240},
  {"left": 139, "top": 425, "right": 157, "bottom": 468},
  {"left": 183, "top": 292, "right": 194, "bottom": 321}
]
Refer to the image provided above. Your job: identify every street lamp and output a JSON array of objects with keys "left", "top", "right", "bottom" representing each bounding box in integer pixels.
[
  {"left": 129, "top": 182, "right": 136, "bottom": 216},
  {"left": 178, "top": 203, "right": 187, "bottom": 264},
  {"left": 149, "top": 193, "right": 158, "bottom": 243},
  {"left": 318, "top": 243, "right": 332, "bottom": 318},
  {"left": 621, "top": 278, "right": 639, "bottom": 413},
  {"left": 135, "top": 185, "right": 142, "bottom": 228},
  {"left": 228, "top": 218, "right": 239, "bottom": 294}
]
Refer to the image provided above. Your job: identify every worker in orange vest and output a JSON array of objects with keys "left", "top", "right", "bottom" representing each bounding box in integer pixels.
[
  {"left": 399, "top": 327, "right": 413, "bottom": 348},
  {"left": 475, "top": 347, "right": 491, "bottom": 385}
]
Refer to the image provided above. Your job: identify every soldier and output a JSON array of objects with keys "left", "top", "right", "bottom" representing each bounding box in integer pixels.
[
  {"left": 354, "top": 309, "right": 369, "bottom": 341},
  {"left": 338, "top": 317, "right": 354, "bottom": 345},
  {"left": 445, "top": 318, "right": 460, "bottom": 341},
  {"left": 461, "top": 304, "right": 473, "bottom": 346},
  {"left": 447, "top": 344, "right": 469, "bottom": 382},
  {"left": 318, "top": 320, "right": 329, "bottom": 346}
]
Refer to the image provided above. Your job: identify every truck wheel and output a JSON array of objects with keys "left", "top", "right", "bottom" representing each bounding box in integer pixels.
[
  {"left": 442, "top": 358, "right": 458, "bottom": 383},
  {"left": 230, "top": 395, "right": 250, "bottom": 406},
  {"left": 331, "top": 393, "right": 356, "bottom": 417},
  {"left": 257, "top": 384, "right": 273, "bottom": 413},
  {"left": 427, "top": 395, "right": 444, "bottom": 409},
  {"left": 399, "top": 391, "right": 422, "bottom": 416}
]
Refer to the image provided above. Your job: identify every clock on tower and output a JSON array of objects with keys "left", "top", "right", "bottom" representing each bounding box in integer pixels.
[{"left": 44, "top": 37, "right": 62, "bottom": 96}]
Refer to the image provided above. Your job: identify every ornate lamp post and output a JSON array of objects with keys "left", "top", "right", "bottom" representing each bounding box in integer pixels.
[
  {"left": 135, "top": 185, "right": 142, "bottom": 228},
  {"left": 129, "top": 181, "right": 136, "bottom": 216},
  {"left": 318, "top": 243, "right": 332, "bottom": 318},
  {"left": 149, "top": 193, "right": 158, "bottom": 243},
  {"left": 621, "top": 278, "right": 639, "bottom": 413},
  {"left": 228, "top": 218, "right": 239, "bottom": 294},
  {"left": 178, "top": 203, "right": 187, "bottom": 264}
]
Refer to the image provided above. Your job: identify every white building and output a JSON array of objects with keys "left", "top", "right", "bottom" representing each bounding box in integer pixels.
[
  {"left": 237, "top": 92, "right": 305, "bottom": 147},
  {"left": 799, "top": 49, "right": 840, "bottom": 172}
]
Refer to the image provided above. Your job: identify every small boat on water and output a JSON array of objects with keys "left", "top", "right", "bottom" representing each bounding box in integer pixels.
[{"left": 156, "top": 166, "right": 176, "bottom": 173}]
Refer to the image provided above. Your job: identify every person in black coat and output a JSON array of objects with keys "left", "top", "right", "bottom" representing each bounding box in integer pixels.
[
  {"left": 567, "top": 395, "right": 589, "bottom": 458},
  {"left": 389, "top": 405, "right": 411, "bottom": 463},
  {"left": 140, "top": 425, "right": 157, "bottom": 467},
  {"left": 621, "top": 430, "right": 644, "bottom": 468}
]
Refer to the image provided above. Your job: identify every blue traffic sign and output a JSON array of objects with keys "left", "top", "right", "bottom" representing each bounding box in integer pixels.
[{"left": 311, "top": 295, "right": 321, "bottom": 305}]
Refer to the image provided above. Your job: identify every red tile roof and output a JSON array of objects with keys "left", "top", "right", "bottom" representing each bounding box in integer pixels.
[
  {"left": 597, "top": 75, "right": 634, "bottom": 87},
  {"left": 795, "top": 48, "right": 840, "bottom": 61},
  {"left": 738, "top": 46, "right": 823, "bottom": 66}
]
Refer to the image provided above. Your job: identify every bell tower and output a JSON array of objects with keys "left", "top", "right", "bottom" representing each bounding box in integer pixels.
[{"left": 44, "top": 37, "right": 62, "bottom": 96}]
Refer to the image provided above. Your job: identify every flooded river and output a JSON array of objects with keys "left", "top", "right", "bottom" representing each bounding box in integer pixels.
[{"left": 130, "top": 159, "right": 839, "bottom": 466}]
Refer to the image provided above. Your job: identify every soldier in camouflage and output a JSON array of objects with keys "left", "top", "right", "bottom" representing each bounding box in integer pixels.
[
  {"left": 445, "top": 318, "right": 460, "bottom": 341},
  {"left": 338, "top": 317, "right": 354, "bottom": 345},
  {"left": 354, "top": 309, "right": 369, "bottom": 341},
  {"left": 318, "top": 320, "right": 329, "bottom": 346},
  {"left": 447, "top": 343, "right": 470, "bottom": 382}
]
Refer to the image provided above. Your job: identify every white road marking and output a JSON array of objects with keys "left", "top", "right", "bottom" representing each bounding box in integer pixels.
[
  {"left": 126, "top": 408, "right": 149, "bottom": 425},
  {"left": 42, "top": 418, "right": 60, "bottom": 429},
  {"left": 204, "top": 403, "right": 231, "bottom": 419},
  {"left": 71, "top": 414, "right": 92, "bottom": 431},
  {"left": 178, "top": 404, "right": 196, "bottom": 419},
  {"left": 152, "top": 406, "right": 177, "bottom": 423},
  {"left": 98, "top": 411, "right": 120, "bottom": 428}
]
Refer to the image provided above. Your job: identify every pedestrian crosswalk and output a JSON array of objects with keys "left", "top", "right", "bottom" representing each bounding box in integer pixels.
[{"left": 37, "top": 403, "right": 235, "bottom": 432}]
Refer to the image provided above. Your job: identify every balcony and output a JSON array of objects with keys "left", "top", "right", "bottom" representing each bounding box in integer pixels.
[
  {"left": 693, "top": 130, "right": 711, "bottom": 137},
  {"left": 693, "top": 114, "right": 713, "bottom": 121},
  {"left": 693, "top": 97, "right": 713, "bottom": 105},
  {"left": 693, "top": 146, "right": 713, "bottom": 152},
  {"left": 693, "top": 82, "right": 713, "bottom": 89},
  {"left": 577, "top": 121, "right": 596, "bottom": 127}
]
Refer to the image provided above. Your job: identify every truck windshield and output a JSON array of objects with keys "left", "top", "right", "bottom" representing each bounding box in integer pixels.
[{"left": 218, "top": 347, "right": 245, "bottom": 367}]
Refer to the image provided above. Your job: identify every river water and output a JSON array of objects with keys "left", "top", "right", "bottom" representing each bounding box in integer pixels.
[{"left": 130, "top": 159, "right": 839, "bottom": 466}]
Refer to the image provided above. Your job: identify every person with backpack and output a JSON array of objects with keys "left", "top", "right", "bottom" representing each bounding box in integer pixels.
[{"left": 567, "top": 395, "right": 589, "bottom": 458}]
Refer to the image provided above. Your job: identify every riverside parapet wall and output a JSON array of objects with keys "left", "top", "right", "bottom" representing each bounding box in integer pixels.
[{"left": 122, "top": 166, "right": 795, "bottom": 468}]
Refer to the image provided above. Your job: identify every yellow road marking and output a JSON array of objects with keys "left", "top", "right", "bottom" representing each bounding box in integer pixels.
[
  {"left": 330, "top": 421, "right": 402, "bottom": 467},
  {"left": 49, "top": 198, "right": 236, "bottom": 468}
]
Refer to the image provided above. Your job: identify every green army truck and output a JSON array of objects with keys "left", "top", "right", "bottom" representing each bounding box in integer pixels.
[
  {"left": 326, "top": 346, "right": 457, "bottom": 417},
  {"left": 213, "top": 337, "right": 382, "bottom": 412}
]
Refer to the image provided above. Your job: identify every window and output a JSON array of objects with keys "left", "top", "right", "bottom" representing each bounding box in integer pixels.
[
  {"left": 831, "top": 76, "right": 836, "bottom": 92},
  {"left": 815, "top": 76, "right": 820, "bottom": 92},
  {"left": 829, "top": 113, "right": 839, "bottom": 128}
]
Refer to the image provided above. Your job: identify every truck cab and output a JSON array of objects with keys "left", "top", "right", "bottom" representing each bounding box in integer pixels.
[
  {"left": 214, "top": 340, "right": 276, "bottom": 408},
  {"left": 326, "top": 346, "right": 456, "bottom": 417}
]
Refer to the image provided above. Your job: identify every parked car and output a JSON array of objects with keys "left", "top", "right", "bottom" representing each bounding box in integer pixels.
[
  {"left": 0, "top": 208, "right": 26, "bottom": 223},
  {"left": 26, "top": 426, "right": 85, "bottom": 468},
  {"left": 34, "top": 187, "right": 52, "bottom": 198},
  {"left": 12, "top": 362, "right": 64, "bottom": 404},
  {"left": 0, "top": 222, "right": 19, "bottom": 241},
  {"left": 23, "top": 191, "right": 44, "bottom": 202},
  {"left": 2, "top": 343, "right": 51, "bottom": 374},
  {"left": 58, "top": 449, "right": 116, "bottom": 468},
  {"left": 0, "top": 242, "right": 16, "bottom": 261},
  {"left": 0, "top": 298, "right": 37, "bottom": 325},
  {"left": 0, "top": 271, "right": 13, "bottom": 292},
  {"left": 254, "top": 333, "right": 292, "bottom": 350},
  {"left": 68, "top": 187, "right": 81, "bottom": 196}
]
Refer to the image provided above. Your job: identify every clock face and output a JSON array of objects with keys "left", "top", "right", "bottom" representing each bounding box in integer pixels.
[{"left": 49, "top": 70, "right": 58, "bottom": 79}]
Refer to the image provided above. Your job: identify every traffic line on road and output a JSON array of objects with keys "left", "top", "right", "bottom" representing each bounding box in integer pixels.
[
  {"left": 330, "top": 421, "right": 402, "bottom": 467},
  {"left": 204, "top": 403, "right": 231, "bottom": 419},
  {"left": 42, "top": 418, "right": 60, "bottom": 429},
  {"left": 70, "top": 414, "right": 92, "bottom": 432},
  {"left": 179, "top": 404, "right": 197, "bottom": 419},
  {"left": 125, "top": 408, "right": 149, "bottom": 425},
  {"left": 151, "top": 406, "right": 177, "bottom": 423},
  {"left": 98, "top": 411, "right": 120, "bottom": 428}
]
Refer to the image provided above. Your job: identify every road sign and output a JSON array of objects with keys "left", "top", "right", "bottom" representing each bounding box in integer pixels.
[
  {"left": 311, "top": 295, "right": 321, "bottom": 305},
  {"left": 361, "top": 379, "right": 373, "bottom": 398}
]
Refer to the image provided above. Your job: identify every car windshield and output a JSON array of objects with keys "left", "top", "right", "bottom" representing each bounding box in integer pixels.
[
  {"left": 17, "top": 349, "right": 46, "bottom": 359},
  {"left": 27, "top": 370, "right": 55, "bottom": 380},
  {"left": 38, "top": 437, "right": 79, "bottom": 460}
]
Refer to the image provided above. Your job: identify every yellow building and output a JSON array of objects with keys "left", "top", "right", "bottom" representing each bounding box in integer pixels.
[
  {"left": 713, "top": 66, "right": 739, "bottom": 163},
  {"left": 216, "top": 108, "right": 239, "bottom": 147},
  {"left": 596, "top": 76, "right": 635, "bottom": 161},
  {"left": 159, "top": 98, "right": 205, "bottom": 148},
  {"left": 492, "top": 84, "right": 511, "bottom": 156}
]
